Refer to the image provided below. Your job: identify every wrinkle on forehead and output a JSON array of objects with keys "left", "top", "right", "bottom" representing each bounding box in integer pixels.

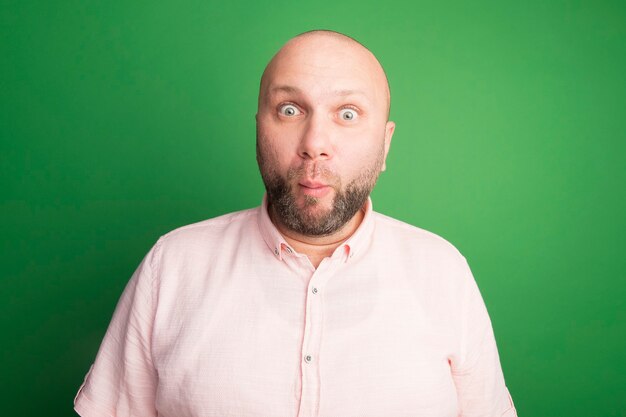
[{"left": 258, "top": 31, "right": 391, "bottom": 118}]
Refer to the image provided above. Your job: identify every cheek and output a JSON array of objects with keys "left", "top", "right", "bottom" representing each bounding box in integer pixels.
[
  {"left": 260, "top": 129, "right": 304, "bottom": 161},
  {"left": 338, "top": 130, "right": 383, "bottom": 158},
  {"left": 337, "top": 137, "right": 385, "bottom": 175},
  {"left": 257, "top": 133, "right": 296, "bottom": 173}
]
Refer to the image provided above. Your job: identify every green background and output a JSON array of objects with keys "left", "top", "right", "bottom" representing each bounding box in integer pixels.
[{"left": 1, "top": 0, "right": 625, "bottom": 416}]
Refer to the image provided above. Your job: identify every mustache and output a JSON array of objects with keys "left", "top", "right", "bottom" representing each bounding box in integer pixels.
[{"left": 286, "top": 162, "right": 338, "bottom": 182}]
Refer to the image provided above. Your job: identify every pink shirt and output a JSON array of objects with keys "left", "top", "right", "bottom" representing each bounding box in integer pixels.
[{"left": 74, "top": 197, "right": 516, "bottom": 417}]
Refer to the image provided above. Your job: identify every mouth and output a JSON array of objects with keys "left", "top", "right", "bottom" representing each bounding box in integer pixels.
[{"left": 298, "top": 180, "right": 332, "bottom": 198}]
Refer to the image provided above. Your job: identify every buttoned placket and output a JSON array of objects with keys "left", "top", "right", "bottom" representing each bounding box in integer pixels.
[
  {"left": 281, "top": 246, "right": 346, "bottom": 417},
  {"left": 299, "top": 257, "right": 326, "bottom": 417},
  {"left": 298, "top": 252, "right": 342, "bottom": 417}
]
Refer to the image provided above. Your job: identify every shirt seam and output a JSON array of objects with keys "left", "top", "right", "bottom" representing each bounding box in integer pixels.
[
  {"left": 373, "top": 212, "right": 466, "bottom": 259},
  {"left": 149, "top": 237, "right": 164, "bottom": 375},
  {"left": 74, "top": 389, "right": 115, "bottom": 417},
  {"left": 158, "top": 207, "right": 258, "bottom": 241}
]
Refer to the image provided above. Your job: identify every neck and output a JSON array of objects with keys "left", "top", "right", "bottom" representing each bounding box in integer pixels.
[{"left": 269, "top": 206, "right": 365, "bottom": 269}]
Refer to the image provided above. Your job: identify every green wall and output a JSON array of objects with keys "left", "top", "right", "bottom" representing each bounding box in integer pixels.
[{"left": 2, "top": 1, "right": 625, "bottom": 416}]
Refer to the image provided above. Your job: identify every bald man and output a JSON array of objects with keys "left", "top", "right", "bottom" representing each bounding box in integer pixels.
[{"left": 75, "top": 31, "right": 517, "bottom": 417}]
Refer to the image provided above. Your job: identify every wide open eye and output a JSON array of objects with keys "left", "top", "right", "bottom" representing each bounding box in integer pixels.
[
  {"left": 279, "top": 104, "right": 301, "bottom": 117},
  {"left": 339, "top": 108, "right": 358, "bottom": 121}
]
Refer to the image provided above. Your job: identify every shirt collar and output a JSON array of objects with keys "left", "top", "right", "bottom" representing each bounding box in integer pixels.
[{"left": 257, "top": 194, "right": 375, "bottom": 263}]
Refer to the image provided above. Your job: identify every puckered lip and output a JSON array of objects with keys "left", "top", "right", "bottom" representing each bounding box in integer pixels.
[{"left": 298, "top": 179, "right": 329, "bottom": 189}]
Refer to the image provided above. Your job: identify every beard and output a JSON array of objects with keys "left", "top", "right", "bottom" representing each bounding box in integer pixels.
[{"left": 257, "top": 139, "right": 384, "bottom": 237}]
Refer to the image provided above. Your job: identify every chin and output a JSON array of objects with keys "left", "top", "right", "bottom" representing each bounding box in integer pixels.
[{"left": 298, "top": 192, "right": 334, "bottom": 209}]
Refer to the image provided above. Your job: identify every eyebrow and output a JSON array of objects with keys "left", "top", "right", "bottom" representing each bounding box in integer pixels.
[
  {"left": 333, "top": 89, "right": 367, "bottom": 97},
  {"left": 268, "top": 85, "right": 368, "bottom": 99},
  {"left": 269, "top": 85, "right": 301, "bottom": 95}
]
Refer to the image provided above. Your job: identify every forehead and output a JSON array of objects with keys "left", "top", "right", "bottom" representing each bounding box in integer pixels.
[{"left": 261, "top": 37, "right": 387, "bottom": 105}]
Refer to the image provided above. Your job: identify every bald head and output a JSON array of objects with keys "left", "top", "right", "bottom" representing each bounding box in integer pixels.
[
  {"left": 255, "top": 30, "right": 396, "bottom": 238},
  {"left": 258, "top": 30, "right": 391, "bottom": 119}
]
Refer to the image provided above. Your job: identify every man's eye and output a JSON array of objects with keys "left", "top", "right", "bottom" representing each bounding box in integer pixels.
[
  {"left": 339, "top": 108, "right": 357, "bottom": 121},
  {"left": 279, "top": 104, "right": 301, "bottom": 117}
]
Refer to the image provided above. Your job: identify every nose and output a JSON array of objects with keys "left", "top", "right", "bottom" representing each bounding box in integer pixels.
[{"left": 298, "top": 113, "right": 332, "bottom": 161}]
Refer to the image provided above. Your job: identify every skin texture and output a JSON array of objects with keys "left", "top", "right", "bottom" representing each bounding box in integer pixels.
[{"left": 256, "top": 31, "right": 395, "bottom": 268}]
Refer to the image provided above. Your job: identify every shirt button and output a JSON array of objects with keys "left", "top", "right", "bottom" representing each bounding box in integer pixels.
[
  {"left": 311, "top": 287, "right": 318, "bottom": 294},
  {"left": 304, "top": 355, "right": 312, "bottom": 363}
]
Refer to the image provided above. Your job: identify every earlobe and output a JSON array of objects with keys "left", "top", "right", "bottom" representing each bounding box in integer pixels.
[{"left": 381, "top": 121, "right": 395, "bottom": 171}]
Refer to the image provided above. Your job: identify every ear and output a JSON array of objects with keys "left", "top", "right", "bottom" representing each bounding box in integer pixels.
[{"left": 381, "top": 121, "right": 395, "bottom": 172}]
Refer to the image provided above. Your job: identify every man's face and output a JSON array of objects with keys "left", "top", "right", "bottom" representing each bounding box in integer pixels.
[{"left": 256, "top": 35, "right": 394, "bottom": 237}]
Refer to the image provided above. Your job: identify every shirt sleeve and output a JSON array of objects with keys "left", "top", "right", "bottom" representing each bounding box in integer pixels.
[
  {"left": 450, "top": 259, "right": 517, "bottom": 417},
  {"left": 74, "top": 241, "right": 161, "bottom": 417}
]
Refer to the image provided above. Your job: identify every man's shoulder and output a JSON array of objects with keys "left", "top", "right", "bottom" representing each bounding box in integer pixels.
[
  {"left": 372, "top": 211, "right": 465, "bottom": 260},
  {"left": 156, "top": 206, "right": 260, "bottom": 247}
]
